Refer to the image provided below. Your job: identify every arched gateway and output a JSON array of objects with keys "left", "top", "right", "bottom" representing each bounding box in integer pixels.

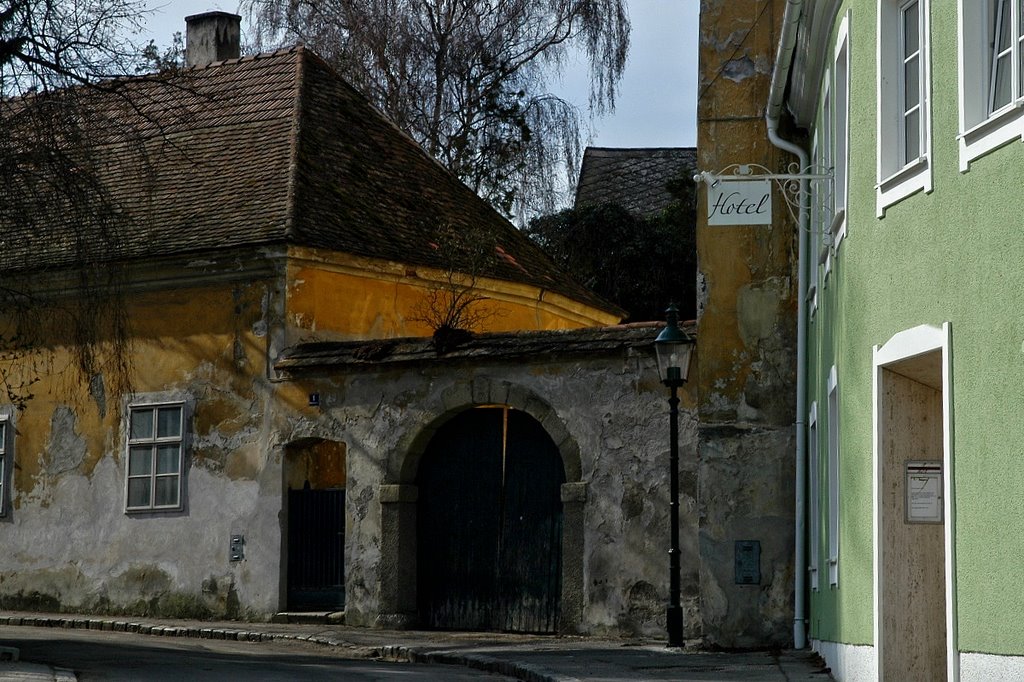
[
  {"left": 377, "top": 378, "right": 586, "bottom": 634},
  {"left": 417, "top": 406, "right": 564, "bottom": 632}
]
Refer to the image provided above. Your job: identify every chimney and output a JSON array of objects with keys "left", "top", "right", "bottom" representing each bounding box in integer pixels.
[{"left": 185, "top": 12, "right": 241, "bottom": 67}]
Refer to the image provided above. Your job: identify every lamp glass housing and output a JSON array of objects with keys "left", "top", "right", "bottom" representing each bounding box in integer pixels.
[
  {"left": 655, "top": 305, "right": 694, "bottom": 384},
  {"left": 655, "top": 338, "right": 693, "bottom": 384}
]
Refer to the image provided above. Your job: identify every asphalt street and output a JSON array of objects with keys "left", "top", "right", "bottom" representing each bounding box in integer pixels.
[
  {"left": 0, "top": 626, "right": 516, "bottom": 681},
  {"left": 0, "top": 613, "right": 834, "bottom": 681}
]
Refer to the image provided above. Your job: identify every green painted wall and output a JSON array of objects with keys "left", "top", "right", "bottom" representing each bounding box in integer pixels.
[{"left": 807, "top": 0, "right": 1024, "bottom": 656}]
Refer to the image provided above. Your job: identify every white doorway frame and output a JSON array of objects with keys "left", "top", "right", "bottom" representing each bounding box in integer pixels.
[{"left": 872, "top": 322, "right": 957, "bottom": 682}]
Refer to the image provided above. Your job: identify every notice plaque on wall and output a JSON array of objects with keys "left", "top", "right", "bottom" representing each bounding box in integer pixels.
[{"left": 905, "top": 461, "right": 943, "bottom": 524}]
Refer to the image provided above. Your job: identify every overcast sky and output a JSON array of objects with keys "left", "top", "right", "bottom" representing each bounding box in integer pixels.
[{"left": 137, "top": 0, "right": 698, "bottom": 149}]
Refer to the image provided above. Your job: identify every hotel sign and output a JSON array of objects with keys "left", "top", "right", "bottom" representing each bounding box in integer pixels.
[{"left": 707, "top": 179, "right": 772, "bottom": 226}]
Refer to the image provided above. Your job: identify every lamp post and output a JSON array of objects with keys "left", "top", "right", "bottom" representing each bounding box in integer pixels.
[{"left": 654, "top": 303, "right": 694, "bottom": 649}]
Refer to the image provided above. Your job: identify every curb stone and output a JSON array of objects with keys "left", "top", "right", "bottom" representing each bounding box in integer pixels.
[
  {"left": 0, "top": 615, "right": 571, "bottom": 682},
  {"left": 414, "top": 650, "right": 578, "bottom": 682}
]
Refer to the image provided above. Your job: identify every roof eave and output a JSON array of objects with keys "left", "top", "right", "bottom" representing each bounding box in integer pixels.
[{"left": 785, "top": 0, "right": 845, "bottom": 129}]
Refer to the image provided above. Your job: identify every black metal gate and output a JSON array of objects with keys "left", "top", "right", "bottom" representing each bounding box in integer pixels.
[
  {"left": 287, "top": 487, "right": 345, "bottom": 611},
  {"left": 417, "top": 407, "right": 564, "bottom": 633}
]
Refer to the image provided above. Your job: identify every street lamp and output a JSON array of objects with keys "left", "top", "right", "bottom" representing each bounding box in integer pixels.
[{"left": 654, "top": 303, "right": 694, "bottom": 648}]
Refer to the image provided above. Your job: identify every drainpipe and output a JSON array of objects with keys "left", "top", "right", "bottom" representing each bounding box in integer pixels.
[{"left": 766, "top": 0, "right": 808, "bottom": 651}]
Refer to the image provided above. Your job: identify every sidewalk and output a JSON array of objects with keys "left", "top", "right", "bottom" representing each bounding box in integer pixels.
[{"left": 0, "top": 612, "right": 833, "bottom": 681}]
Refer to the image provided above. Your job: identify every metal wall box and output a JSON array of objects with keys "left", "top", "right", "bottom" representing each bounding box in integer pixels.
[
  {"left": 735, "top": 540, "right": 761, "bottom": 584},
  {"left": 230, "top": 534, "right": 245, "bottom": 562}
]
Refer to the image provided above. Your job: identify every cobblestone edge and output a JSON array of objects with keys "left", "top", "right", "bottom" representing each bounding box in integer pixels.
[{"left": 0, "top": 616, "right": 572, "bottom": 682}]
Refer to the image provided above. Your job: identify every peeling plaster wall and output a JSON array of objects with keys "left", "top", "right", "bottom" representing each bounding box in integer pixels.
[
  {"left": 0, "top": 275, "right": 286, "bottom": 619},
  {"left": 284, "top": 247, "right": 622, "bottom": 346},
  {"left": 0, "top": 250, "right": 625, "bottom": 624},
  {"left": 698, "top": 0, "right": 798, "bottom": 648},
  {"left": 290, "top": 349, "right": 701, "bottom": 638}
]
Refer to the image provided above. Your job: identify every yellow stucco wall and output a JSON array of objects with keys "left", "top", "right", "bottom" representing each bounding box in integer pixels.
[
  {"left": 8, "top": 245, "right": 616, "bottom": 507},
  {"left": 697, "top": 1, "right": 797, "bottom": 420},
  {"left": 285, "top": 247, "right": 620, "bottom": 341},
  {"left": 694, "top": 0, "right": 799, "bottom": 648},
  {"left": 9, "top": 276, "right": 276, "bottom": 505}
]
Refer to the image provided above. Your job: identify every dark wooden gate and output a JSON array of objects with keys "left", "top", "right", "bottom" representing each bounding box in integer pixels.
[
  {"left": 287, "top": 487, "right": 345, "bottom": 611},
  {"left": 417, "top": 407, "right": 564, "bottom": 633}
]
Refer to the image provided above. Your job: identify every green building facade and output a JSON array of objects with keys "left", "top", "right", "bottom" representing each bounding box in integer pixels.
[{"left": 767, "top": 0, "right": 1024, "bottom": 679}]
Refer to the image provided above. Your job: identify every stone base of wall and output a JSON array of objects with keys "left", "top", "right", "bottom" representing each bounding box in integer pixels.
[
  {"left": 811, "top": 639, "right": 876, "bottom": 681},
  {"left": 814, "top": 639, "right": 1024, "bottom": 680},
  {"left": 961, "top": 652, "right": 1024, "bottom": 681}
]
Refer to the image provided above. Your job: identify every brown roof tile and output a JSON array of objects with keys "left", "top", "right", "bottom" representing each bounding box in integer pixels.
[
  {"left": 574, "top": 146, "right": 697, "bottom": 218},
  {"left": 275, "top": 322, "right": 686, "bottom": 374},
  {"left": 2, "top": 47, "right": 618, "bottom": 316}
]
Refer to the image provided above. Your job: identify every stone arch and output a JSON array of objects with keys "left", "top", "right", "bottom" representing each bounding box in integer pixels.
[
  {"left": 377, "top": 376, "right": 586, "bottom": 633},
  {"left": 395, "top": 377, "right": 582, "bottom": 484}
]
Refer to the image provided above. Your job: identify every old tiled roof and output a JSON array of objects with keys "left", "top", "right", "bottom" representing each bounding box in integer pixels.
[
  {"left": 2, "top": 47, "right": 618, "bottom": 316},
  {"left": 275, "top": 321, "right": 697, "bottom": 374},
  {"left": 573, "top": 147, "right": 697, "bottom": 217}
]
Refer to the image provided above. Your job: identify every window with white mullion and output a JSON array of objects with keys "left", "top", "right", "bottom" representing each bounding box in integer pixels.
[
  {"left": 1018, "top": 0, "right": 1024, "bottom": 102},
  {"left": 826, "top": 366, "right": 840, "bottom": 587},
  {"left": 877, "top": 0, "right": 931, "bottom": 209},
  {"left": 821, "top": 81, "right": 835, "bottom": 277},
  {"left": 0, "top": 420, "right": 7, "bottom": 516},
  {"left": 809, "top": 402, "right": 820, "bottom": 591},
  {"left": 900, "top": 0, "right": 923, "bottom": 166},
  {"left": 957, "top": 0, "right": 1024, "bottom": 168},
  {"left": 811, "top": 131, "right": 822, "bottom": 281},
  {"left": 126, "top": 404, "right": 183, "bottom": 511},
  {"left": 990, "top": 0, "right": 1015, "bottom": 111}
]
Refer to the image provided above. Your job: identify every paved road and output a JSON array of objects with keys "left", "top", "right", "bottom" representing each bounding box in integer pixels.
[{"left": 0, "top": 626, "right": 516, "bottom": 681}]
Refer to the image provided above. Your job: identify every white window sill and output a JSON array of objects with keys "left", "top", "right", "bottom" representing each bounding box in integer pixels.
[
  {"left": 876, "top": 157, "right": 930, "bottom": 217},
  {"left": 830, "top": 208, "right": 847, "bottom": 252},
  {"left": 125, "top": 505, "right": 184, "bottom": 514},
  {"left": 958, "top": 103, "right": 1024, "bottom": 171}
]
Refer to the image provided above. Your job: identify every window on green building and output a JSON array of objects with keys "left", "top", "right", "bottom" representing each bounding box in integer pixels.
[
  {"left": 957, "top": 0, "right": 1024, "bottom": 168},
  {"left": 877, "top": 0, "right": 932, "bottom": 214}
]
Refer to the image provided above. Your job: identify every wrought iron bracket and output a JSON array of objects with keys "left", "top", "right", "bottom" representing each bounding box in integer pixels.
[{"left": 693, "top": 162, "right": 834, "bottom": 229}]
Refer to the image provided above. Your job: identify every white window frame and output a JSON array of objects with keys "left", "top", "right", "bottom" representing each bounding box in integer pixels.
[
  {"left": 821, "top": 75, "right": 835, "bottom": 281},
  {"left": 0, "top": 416, "right": 8, "bottom": 517},
  {"left": 125, "top": 401, "right": 186, "bottom": 513},
  {"left": 809, "top": 130, "right": 820, "bottom": 319},
  {"left": 877, "top": 0, "right": 933, "bottom": 216},
  {"left": 833, "top": 13, "right": 851, "bottom": 250},
  {"left": 958, "top": 0, "right": 1024, "bottom": 169},
  {"left": 826, "top": 365, "right": 840, "bottom": 587},
  {"left": 809, "top": 401, "right": 820, "bottom": 591}
]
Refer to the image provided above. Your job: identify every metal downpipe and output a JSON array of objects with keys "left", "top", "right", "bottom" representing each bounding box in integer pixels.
[{"left": 766, "top": 0, "right": 809, "bottom": 651}]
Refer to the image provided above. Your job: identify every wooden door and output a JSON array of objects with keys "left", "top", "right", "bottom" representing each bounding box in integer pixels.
[{"left": 417, "top": 407, "right": 564, "bottom": 633}]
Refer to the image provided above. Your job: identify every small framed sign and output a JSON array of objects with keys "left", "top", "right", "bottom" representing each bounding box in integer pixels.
[
  {"left": 707, "top": 179, "right": 772, "bottom": 226},
  {"left": 905, "top": 461, "right": 942, "bottom": 524}
]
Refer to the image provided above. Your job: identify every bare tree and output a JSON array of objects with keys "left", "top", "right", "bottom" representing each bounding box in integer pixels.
[
  {"left": 244, "top": 0, "right": 630, "bottom": 221},
  {"left": 0, "top": 0, "right": 153, "bottom": 406}
]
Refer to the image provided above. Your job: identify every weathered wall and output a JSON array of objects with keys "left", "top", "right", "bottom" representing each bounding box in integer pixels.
[
  {"left": 284, "top": 344, "right": 701, "bottom": 637},
  {"left": 807, "top": 0, "right": 1024, "bottom": 663},
  {"left": 697, "top": 0, "right": 798, "bottom": 648},
  {"left": 0, "top": 253, "right": 690, "bottom": 635},
  {"left": 285, "top": 247, "right": 622, "bottom": 345},
  {"left": 0, "top": 268, "right": 285, "bottom": 619}
]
